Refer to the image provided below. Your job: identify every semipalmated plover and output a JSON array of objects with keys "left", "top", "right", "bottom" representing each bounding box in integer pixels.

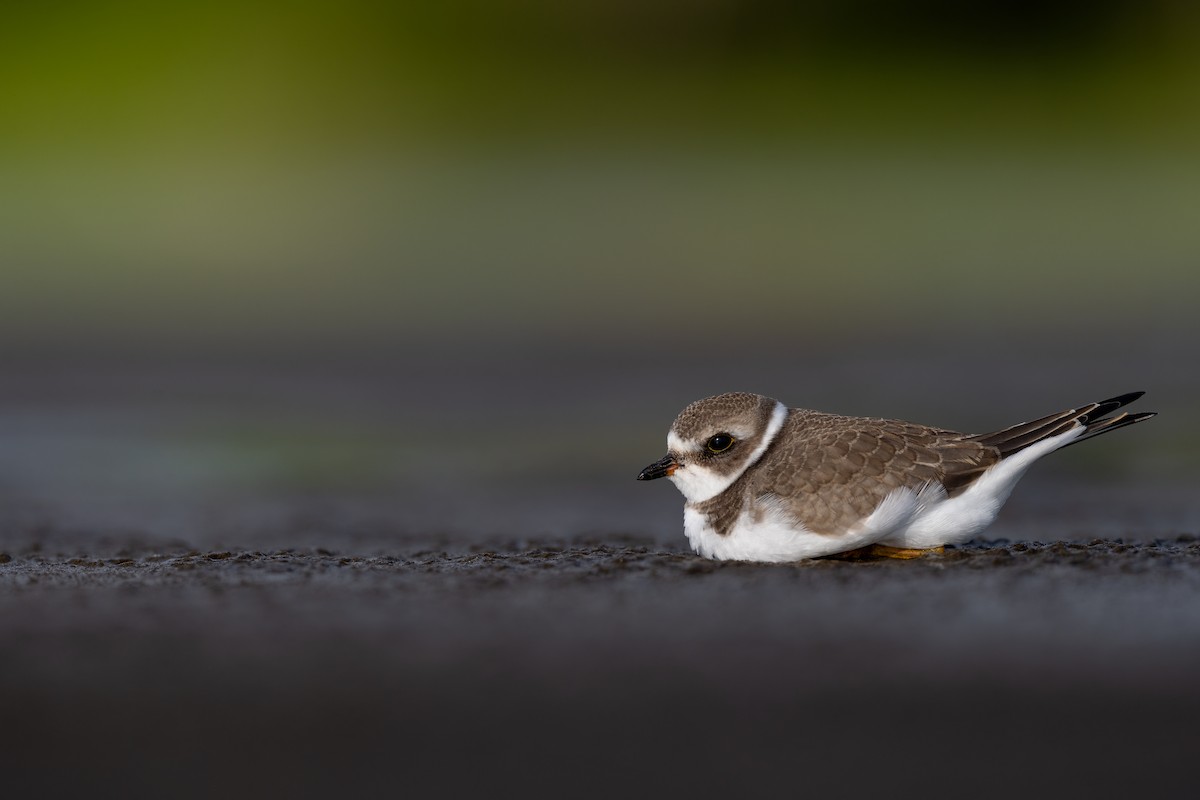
[{"left": 638, "top": 392, "right": 1154, "bottom": 561}]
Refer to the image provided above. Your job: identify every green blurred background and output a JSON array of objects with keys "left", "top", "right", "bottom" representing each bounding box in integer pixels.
[
  {"left": 3, "top": 0, "right": 1198, "bottom": 347},
  {"left": 0, "top": 0, "right": 1196, "bottom": 546}
]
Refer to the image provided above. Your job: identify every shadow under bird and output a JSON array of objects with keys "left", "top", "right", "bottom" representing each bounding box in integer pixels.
[{"left": 637, "top": 391, "right": 1155, "bottom": 562}]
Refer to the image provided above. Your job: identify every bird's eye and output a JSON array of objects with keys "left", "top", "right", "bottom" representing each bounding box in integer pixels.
[{"left": 706, "top": 434, "right": 735, "bottom": 453}]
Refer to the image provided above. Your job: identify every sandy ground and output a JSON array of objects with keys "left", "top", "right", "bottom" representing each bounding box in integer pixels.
[
  {"left": 1, "top": 342, "right": 1197, "bottom": 798},
  {"left": 3, "top": 535, "right": 1200, "bottom": 798}
]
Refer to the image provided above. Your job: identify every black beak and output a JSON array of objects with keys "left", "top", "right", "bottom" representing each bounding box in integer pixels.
[{"left": 637, "top": 454, "right": 678, "bottom": 481}]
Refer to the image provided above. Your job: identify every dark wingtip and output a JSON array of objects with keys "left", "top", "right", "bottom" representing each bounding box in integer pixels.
[
  {"left": 1062, "top": 405, "right": 1157, "bottom": 449},
  {"left": 1084, "top": 391, "right": 1147, "bottom": 423},
  {"left": 1102, "top": 391, "right": 1145, "bottom": 406}
]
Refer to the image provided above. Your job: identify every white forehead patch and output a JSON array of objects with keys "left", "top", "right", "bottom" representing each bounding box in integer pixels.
[{"left": 667, "top": 431, "right": 701, "bottom": 453}]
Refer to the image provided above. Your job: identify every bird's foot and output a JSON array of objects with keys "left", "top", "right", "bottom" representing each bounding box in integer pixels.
[
  {"left": 866, "top": 544, "right": 944, "bottom": 559},
  {"left": 834, "top": 544, "right": 945, "bottom": 560}
]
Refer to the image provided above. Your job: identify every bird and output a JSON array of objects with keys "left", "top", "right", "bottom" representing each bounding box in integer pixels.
[{"left": 637, "top": 391, "right": 1155, "bottom": 562}]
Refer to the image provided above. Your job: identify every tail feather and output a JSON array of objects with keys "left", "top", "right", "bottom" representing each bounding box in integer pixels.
[{"left": 969, "top": 391, "right": 1154, "bottom": 458}]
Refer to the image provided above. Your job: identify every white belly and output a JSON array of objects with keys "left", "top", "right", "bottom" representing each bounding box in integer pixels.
[{"left": 684, "top": 485, "right": 929, "bottom": 562}]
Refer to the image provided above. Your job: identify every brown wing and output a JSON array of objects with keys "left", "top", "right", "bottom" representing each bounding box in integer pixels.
[
  {"left": 749, "top": 393, "right": 1155, "bottom": 536},
  {"left": 747, "top": 412, "right": 1000, "bottom": 536}
]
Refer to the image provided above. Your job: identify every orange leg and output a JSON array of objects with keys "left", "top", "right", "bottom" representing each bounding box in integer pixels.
[
  {"left": 865, "top": 544, "right": 945, "bottom": 559},
  {"left": 831, "top": 544, "right": 945, "bottom": 560}
]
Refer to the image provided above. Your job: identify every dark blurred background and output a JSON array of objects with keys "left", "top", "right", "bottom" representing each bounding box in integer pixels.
[{"left": 2, "top": 2, "right": 1198, "bottom": 796}]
